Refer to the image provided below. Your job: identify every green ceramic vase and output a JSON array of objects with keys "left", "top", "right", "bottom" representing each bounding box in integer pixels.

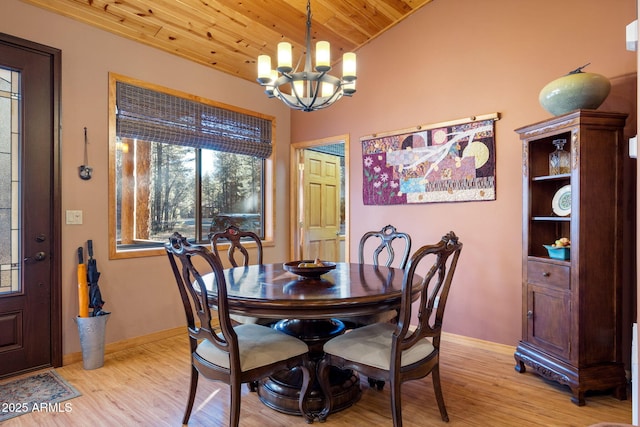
[{"left": 538, "top": 71, "right": 611, "bottom": 116}]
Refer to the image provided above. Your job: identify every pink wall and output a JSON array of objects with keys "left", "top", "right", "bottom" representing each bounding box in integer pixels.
[{"left": 291, "top": 0, "right": 638, "bottom": 345}]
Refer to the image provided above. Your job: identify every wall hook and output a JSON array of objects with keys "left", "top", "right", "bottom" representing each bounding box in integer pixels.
[{"left": 79, "top": 127, "right": 92, "bottom": 180}]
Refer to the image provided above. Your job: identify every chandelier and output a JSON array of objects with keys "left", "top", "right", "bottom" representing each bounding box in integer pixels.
[{"left": 256, "top": 0, "right": 357, "bottom": 112}]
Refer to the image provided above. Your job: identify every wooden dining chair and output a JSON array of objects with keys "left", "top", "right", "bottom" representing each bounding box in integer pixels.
[
  {"left": 165, "top": 232, "right": 314, "bottom": 426},
  {"left": 359, "top": 224, "right": 412, "bottom": 269},
  {"left": 340, "top": 224, "right": 413, "bottom": 332},
  {"left": 209, "top": 225, "right": 263, "bottom": 267},
  {"left": 317, "top": 231, "right": 463, "bottom": 426},
  {"left": 209, "top": 225, "right": 272, "bottom": 327}
]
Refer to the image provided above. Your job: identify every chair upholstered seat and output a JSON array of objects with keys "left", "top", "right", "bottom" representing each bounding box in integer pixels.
[
  {"left": 197, "top": 323, "right": 309, "bottom": 371},
  {"left": 323, "top": 323, "right": 435, "bottom": 371}
]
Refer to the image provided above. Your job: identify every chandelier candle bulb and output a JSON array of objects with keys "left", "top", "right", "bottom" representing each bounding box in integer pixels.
[
  {"left": 277, "top": 42, "right": 292, "bottom": 73},
  {"left": 257, "top": 55, "right": 272, "bottom": 83},
  {"left": 343, "top": 52, "right": 357, "bottom": 80},
  {"left": 316, "top": 41, "right": 331, "bottom": 71},
  {"left": 321, "top": 81, "right": 334, "bottom": 97}
]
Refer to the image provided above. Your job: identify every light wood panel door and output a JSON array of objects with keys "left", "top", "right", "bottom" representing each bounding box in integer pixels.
[{"left": 301, "top": 150, "right": 341, "bottom": 262}]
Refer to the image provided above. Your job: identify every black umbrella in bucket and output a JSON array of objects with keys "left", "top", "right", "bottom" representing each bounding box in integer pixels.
[{"left": 86, "top": 240, "right": 108, "bottom": 317}]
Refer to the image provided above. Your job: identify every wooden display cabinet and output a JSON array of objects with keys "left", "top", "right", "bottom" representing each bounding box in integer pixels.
[{"left": 514, "top": 110, "right": 628, "bottom": 406}]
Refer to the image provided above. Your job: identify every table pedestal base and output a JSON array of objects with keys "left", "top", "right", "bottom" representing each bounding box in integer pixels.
[
  {"left": 257, "top": 319, "right": 361, "bottom": 418},
  {"left": 258, "top": 365, "right": 360, "bottom": 416}
]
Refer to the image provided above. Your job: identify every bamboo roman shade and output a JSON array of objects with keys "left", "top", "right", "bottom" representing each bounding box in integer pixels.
[{"left": 116, "top": 81, "right": 273, "bottom": 159}]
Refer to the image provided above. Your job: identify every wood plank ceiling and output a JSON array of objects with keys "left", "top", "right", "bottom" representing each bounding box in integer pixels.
[{"left": 21, "top": 0, "right": 433, "bottom": 83}]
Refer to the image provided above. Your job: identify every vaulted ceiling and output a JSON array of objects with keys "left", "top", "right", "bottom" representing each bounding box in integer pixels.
[{"left": 22, "top": 0, "right": 434, "bottom": 83}]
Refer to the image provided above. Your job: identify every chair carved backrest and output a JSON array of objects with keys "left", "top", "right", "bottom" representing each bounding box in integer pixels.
[
  {"left": 165, "top": 233, "right": 239, "bottom": 370},
  {"left": 209, "top": 225, "right": 263, "bottom": 267},
  {"left": 395, "top": 231, "right": 463, "bottom": 356},
  {"left": 358, "top": 224, "right": 412, "bottom": 269}
]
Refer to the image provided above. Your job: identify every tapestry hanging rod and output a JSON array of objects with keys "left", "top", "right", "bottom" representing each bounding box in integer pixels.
[{"left": 362, "top": 112, "right": 500, "bottom": 140}]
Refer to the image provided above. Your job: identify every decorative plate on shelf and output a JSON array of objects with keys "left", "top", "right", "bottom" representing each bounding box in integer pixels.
[{"left": 552, "top": 184, "right": 571, "bottom": 216}]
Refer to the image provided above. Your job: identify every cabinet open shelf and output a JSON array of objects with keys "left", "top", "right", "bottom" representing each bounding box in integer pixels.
[
  {"left": 531, "top": 216, "right": 570, "bottom": 221},
  {"left": 532, "top": 173, "right": 571, "bottom": 182}
]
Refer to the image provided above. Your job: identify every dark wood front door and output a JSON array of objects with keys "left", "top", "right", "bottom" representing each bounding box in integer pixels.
[{"left": 0, "top": 33, "right": 61, "bottom": 378}]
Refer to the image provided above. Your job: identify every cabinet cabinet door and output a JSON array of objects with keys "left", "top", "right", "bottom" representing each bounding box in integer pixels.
[{"left": 526, "top": 284, "right": 571, "bottom": 360}]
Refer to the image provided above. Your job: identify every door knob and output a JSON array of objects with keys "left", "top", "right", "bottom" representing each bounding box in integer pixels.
[
  {"left": 527, "top": 310, "right": 533, "bottom": 319},
  {"left": 24, "top": 252, "right": 46, "bottom": 263}
]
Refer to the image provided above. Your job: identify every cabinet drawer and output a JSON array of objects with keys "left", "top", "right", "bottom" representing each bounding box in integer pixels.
[{"left": 527, "top": 260, "right": 570, "bottom": 289}]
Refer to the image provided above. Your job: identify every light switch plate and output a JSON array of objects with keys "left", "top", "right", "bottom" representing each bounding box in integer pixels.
[{"left": 66, "top": 210, "right": 83, "bottom": 225}]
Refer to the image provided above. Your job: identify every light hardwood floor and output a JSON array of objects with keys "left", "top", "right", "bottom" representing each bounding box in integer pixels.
[{"left": 2, "top": 332, "right": 632, "bottom": 426}]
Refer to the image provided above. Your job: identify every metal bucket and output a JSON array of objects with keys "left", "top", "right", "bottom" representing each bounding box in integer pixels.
[{"left": 75, "top": 313, "right": 110, "bottom": 370}]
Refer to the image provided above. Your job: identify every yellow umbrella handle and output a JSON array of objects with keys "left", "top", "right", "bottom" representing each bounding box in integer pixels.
[{"left": 77, "top": 263, "right": 89, "bottom": 318}]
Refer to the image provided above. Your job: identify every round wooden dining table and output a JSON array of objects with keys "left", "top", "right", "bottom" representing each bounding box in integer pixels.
[{"left": 204, "top": 261, "right": 421, "bottom": 419}]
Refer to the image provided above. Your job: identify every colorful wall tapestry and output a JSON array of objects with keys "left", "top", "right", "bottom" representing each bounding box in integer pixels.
[{"left": 361, "top": 114, "right": 499, "bottom": 205}]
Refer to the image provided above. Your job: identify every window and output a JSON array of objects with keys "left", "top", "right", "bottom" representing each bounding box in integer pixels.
[{"left": 109, "top": 74, "right": 274, "bottom": 259}]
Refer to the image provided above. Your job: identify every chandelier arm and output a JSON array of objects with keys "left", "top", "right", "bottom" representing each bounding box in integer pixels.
[
  {"left": 293, "top": 52, "right": 304, "bottom": 74},
  {"left": 274, "top": 91, "right": 313, "bottom": 112},
  {"left": 275, "top": 90, "right": 344, "bottom": 112},
  {"left": 306, "top": 70, "right": 327, "bottom": 107},
  {"left": 315, "top": 86, "right": 343, "bottom": 109},
  {"left": 292, "top": 81, "right": 306, "bottom": 106}
]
